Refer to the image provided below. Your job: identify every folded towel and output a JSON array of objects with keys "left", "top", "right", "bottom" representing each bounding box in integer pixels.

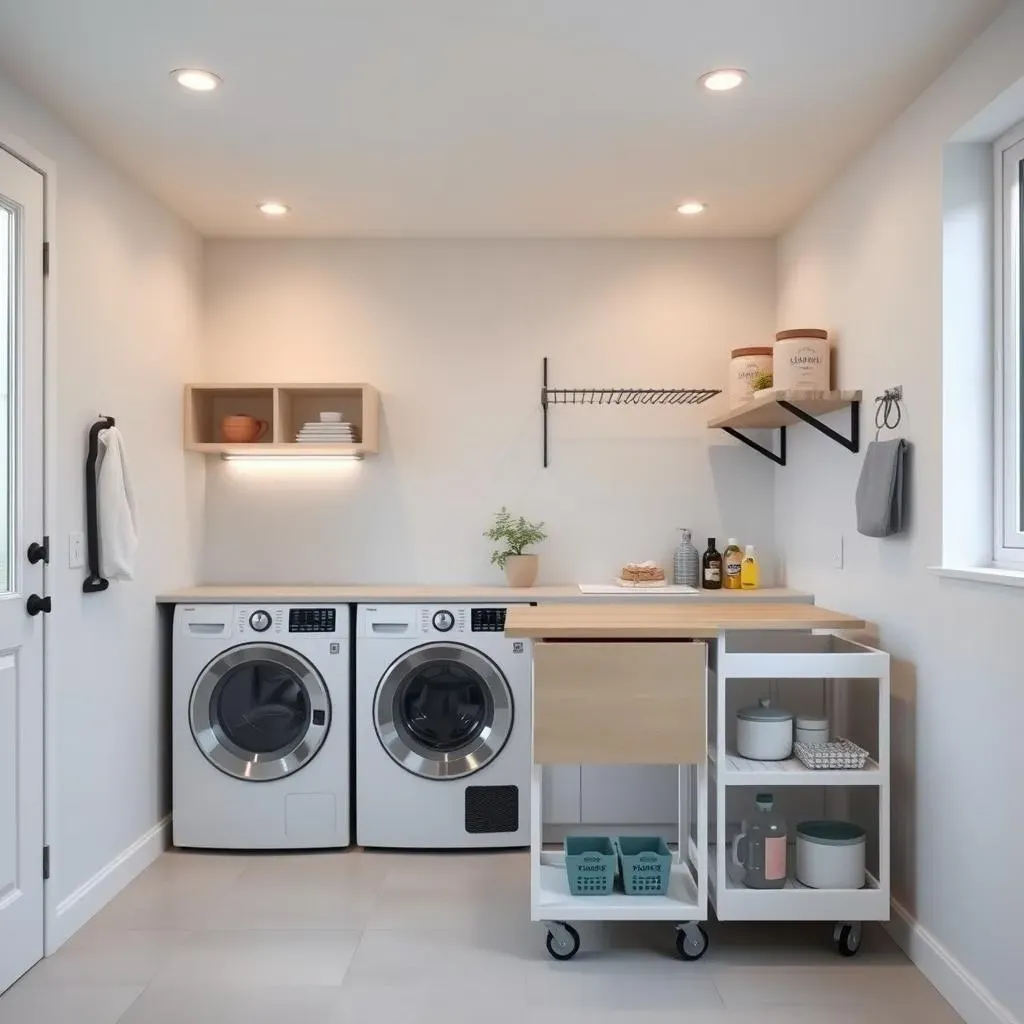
[
  {"left": 97, "top": 426, "right": 138, "bottom": 580},
  {"left": 856, "top": 438, "right": 908, "bottom": 537}
]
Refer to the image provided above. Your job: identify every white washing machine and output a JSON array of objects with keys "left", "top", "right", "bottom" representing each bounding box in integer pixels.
[
  {"left": 172, "top": 604, "right": 350, "bottom": 849},
  {"left": 356, "top": 604, "right": 531, "bottom": 848}
]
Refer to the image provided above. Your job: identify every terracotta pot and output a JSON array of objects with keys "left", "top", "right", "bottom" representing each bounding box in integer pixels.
[
  {"left": 504, "top": 554, "right": 538, "bottom": 588},
  {"left": 221, "top": 414, "right": 269, "bottom": 443}
]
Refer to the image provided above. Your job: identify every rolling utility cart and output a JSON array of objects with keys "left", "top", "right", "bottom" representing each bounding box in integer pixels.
[
  {"left": 528, "top": 640, "right": 710, "bottom": 961},
  {"left": 709, "top": 631, "right": 891, "bottom": 957},
  {"left": 505, "top": 603, "right": 890, "bottom": 963}
]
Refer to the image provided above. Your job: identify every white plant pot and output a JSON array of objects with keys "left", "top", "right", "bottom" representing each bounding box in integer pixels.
[{"left": 504, "top": 554, "right": 539, "bottom": 588}]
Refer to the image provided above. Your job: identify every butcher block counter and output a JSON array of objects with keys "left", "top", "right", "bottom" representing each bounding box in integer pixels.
[{"left": 503, "top": 601, "right": 863, "bottom": 639}]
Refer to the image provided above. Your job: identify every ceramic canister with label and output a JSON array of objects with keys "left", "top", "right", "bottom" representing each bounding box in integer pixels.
[
  {"left": 773, "top": 329, "right": 830, "bottom": 391},
  {"left": 729, "top": 347, "right": 773, "bottom": 406}
]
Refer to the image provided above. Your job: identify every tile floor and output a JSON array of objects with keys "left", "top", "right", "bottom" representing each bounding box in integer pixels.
[{"left": 0, "top": 848, "right": 963, "bottom": 1024}]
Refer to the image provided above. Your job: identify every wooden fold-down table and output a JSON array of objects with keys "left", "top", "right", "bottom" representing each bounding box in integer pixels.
[{"left": 504, "top": 602, "right": 887, "bottom": 964}]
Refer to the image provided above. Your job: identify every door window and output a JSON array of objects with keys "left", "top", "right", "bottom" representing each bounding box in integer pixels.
[{"left": 211, "top": 661, "right": 310, "bottom": 757}]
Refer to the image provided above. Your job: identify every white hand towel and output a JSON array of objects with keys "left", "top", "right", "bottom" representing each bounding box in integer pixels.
[{"left": 97, "top": 426, "right": 138, "bottom": 580}]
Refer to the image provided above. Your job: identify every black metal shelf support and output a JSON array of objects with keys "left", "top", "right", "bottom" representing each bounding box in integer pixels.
[
  {"left": 540, "top": 358, "right": 721, "bottom": 467},
  {"left": 83, "top": 415, "right": 115, "bottom": 594},
  {"left": 778, "top": 399, "right": 860, "bottom": 454},
  {"left": 721, "top": 425, "right": 787, "bottom": 466}
]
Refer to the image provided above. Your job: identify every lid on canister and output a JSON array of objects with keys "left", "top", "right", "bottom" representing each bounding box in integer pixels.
[
  {"left": 775, "top": 328, "right": 828, "bottom": 341},
  {"left": 795, "top": 714, "right": 829, "bottom": 730},
  {"left": 737, "top": 697, "right": 793, "bottom": 723},
  {"left": 796, "top": 821, "right": 866, "bottom": 846},
  {"left": 731, "top": 346, "right": 773, "bottom": 358}
]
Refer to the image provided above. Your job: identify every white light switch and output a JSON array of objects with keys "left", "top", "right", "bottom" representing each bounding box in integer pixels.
[
  {"left": 832, "top": 534, "right": 845, "bottom": 570},
  {"left": 69, "top": 532, "right": 84, "bottom": 569}
]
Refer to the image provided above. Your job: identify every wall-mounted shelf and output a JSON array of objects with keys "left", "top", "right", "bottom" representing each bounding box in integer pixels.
[
  {"left": 184, "top": 383, "right": 380, "bottom": 457},
  {"left": 540, "top": 358, "right": 720, "bottom": 467},
  {"left": 708, "top": 389, "right": 862, "bottom": 466}
]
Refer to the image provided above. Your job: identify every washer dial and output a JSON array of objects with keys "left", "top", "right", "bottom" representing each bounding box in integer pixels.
[
  {"left": 249, "top": 609, "right": 272, "bottom": 632},
  {"left": 432, "top": 609, "right": 455, "bottom": 632}
]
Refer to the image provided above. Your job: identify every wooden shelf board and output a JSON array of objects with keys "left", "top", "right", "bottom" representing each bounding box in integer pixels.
[
  {"left": 186, "top": 442, "right": 369, "bottom": 456},
  {"left": 708, "top": 390, "right": 862, "bottom": 430}
]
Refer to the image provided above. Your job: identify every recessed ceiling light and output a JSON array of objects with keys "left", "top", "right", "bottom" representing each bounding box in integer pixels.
[
  {"left": 172, "top": 68, "right": 221, "bottom": 92},
  {"left": 258, "top": 201, "right": 291, "bottom": 217},
  {"left": 677, "top": 201, "right": 706, "bottom": 216},
  {"left": 699, "top": 68, "right": 747, "bottom": 93}
]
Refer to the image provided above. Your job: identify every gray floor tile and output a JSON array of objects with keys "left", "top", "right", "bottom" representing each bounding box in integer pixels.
[
  {"left": 148, "top": 929, "right": 362, "bottom": 989},
  {"left": 118, "top": 983, "right": 339, "bottom": 1024},
  {"left": 15, "top": 930, "right": 191, "bottom": 988},
  {"left": 0, "top": 984, "right": 143, "bottom": 1024}
]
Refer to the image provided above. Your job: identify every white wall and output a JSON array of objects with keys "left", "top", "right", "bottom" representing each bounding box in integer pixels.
[
  {"left": 201, "top": 239, "right": 777, "bottom": 585},
  {"left": 775, "top": 6, "right": 1024, "bottom": 1022},
  {"left": 0, "top": 74, "right": 203, "bottom": 946}
]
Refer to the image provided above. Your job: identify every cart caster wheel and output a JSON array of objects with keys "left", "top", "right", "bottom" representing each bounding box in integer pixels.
[
  {"left": 545, "top": 923, "right": 580, "bottom": 961},
  {"left": 835, "top": 922, "right": 862, "bottom": 957},
  {"left": 675, "top": 924, "right": 709, "bottom": 961}
]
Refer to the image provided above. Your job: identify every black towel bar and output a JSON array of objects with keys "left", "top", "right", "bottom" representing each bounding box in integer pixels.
[{"left": 83, "top": 415, "right": 115, "bottom": 594}]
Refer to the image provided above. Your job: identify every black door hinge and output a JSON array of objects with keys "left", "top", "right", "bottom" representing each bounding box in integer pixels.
[
  {"left": 42, "top": 846, "right": 50, "bottom": 880},
  {"left": 42, "top": 241, "right": 49, "bottom": 277}
]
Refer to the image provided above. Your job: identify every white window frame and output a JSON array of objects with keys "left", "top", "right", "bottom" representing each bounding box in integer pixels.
[{"left": 994, "top": 122, "right": 1024, "bottom": 565}]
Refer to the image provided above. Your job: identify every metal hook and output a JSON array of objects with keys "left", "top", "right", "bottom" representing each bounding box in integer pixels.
[{"left": 874, "top": 386, "right": 902, "bottom": 440}]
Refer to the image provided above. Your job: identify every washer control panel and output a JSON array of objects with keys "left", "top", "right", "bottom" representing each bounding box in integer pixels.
[
  {"left": 418, "top": 607, "right": 467, "bottom": 634},
  {"left": 288, "top": 608, "right": 337, "bottom": 633},
  {"left": 471, "top": 608, "right": 507, "bottom": 632}
]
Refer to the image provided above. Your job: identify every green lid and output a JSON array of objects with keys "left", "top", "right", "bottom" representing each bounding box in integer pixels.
[{"left": 796, "top": 821, "right": 866, "bottom": 846}]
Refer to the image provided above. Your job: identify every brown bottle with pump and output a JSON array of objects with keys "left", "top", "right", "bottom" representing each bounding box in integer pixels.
[{"left": 702, "top": 538, "right": 723, "bottom": 590}]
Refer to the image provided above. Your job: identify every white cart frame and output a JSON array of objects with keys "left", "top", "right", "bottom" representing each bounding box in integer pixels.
[
  {"left": 529, "top": 641, "right": 710, "bottom": 961},
  {"left": 709, "top": 630, "right": 891, "bottom": 955}
]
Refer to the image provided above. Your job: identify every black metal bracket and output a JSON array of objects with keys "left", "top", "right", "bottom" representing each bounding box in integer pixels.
[
  {"left": 778, "top": 399, "right": 860, "bottom": 454},
  {"left": 721, "top": 426, "right": 787, "bottom": 466},
  {"left": 83, "top": 415, "right": 115, "bottom": 594}
]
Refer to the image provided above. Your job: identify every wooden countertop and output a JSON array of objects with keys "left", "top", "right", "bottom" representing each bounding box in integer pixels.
[
  {"left": 503, "top": 602, "right": 864, "bottom": 638},
  {"left": 156, "top": 584, "right": 813, "bottom": 605}
]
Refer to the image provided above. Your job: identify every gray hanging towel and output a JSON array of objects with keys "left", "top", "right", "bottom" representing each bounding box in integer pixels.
[{"left": 856, "top": 438, "right": 908, "bottom": 537}]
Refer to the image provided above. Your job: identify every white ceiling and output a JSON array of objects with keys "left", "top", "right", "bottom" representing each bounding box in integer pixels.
[{"left": 0, "top": 0, "right": 1005, "bottom": 237}]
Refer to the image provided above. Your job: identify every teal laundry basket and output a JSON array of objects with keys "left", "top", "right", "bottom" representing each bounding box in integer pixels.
[
  {"left": 563, "top": 836, "right": 617, "bottom": 895},
  {"left": 616, "top": 836, "right": 673, "bottom": 895}
]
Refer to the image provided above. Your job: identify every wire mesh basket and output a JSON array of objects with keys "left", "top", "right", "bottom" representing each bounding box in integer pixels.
[{"left": 793, "top": 738, "right": 870, "bottom": 770}]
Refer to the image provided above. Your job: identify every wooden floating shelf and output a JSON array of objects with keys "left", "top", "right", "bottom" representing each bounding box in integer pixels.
[
  {"left": 709, "top": 389, "right": 862, "bottom": 466},
  {"left": 184, "top": 383, "right": 380, "bottom": 456},
  {"left": 708, "top": 390, "right": 862, "bottom": 431}
]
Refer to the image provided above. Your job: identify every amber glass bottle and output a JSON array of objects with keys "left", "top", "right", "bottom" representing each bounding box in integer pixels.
[{"left": 702, "top": 538, "right": 722, "bottom": 590}]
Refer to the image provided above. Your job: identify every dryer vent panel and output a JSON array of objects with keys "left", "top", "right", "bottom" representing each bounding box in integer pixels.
[{"left": 465, "top": 785, "right": 519, "bottom": 833}]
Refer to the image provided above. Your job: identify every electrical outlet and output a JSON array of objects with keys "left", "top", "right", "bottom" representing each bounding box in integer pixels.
[{"left": 68, "top": 532, "right": 84, "bottom": 569}]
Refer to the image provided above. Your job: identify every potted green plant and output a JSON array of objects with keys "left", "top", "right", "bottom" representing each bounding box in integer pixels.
[
  {"left": 751, "top": 368, "right": 774, "bottom": 397},
  {"left": 484, "top": 507, "right": 547, "bottom": 587}
]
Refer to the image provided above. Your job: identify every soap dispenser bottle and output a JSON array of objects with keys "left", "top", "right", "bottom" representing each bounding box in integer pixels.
[
  {"left": 741, "top": 545, "right": 759, "bottom": 589},
  {"left": 673, "top": 529, "right": 699, "bottom": 588}
]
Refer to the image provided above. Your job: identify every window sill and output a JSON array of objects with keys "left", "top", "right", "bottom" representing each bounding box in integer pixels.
[{"left": 929, "top": 565, "right": 1024, "bottom": 588}]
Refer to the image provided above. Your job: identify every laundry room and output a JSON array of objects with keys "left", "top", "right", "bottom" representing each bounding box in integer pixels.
[{"left": 0, "top": 3, "right": 1023, "bottom": 1024}]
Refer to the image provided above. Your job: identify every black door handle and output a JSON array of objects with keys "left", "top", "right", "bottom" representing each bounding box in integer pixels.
[
  {"left": 26, "top": 594, "right": 52, "bottom": 616},
  {"left": 27, "top": 538, "right": 49, "bottom": 564}
]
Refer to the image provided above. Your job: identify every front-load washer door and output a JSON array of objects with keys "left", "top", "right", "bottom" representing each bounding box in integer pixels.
[
  {"left": 375, "top": 643, "right": 513, "bottom": 780},
  {"left": 190, "top": 643, "right": 330, "bottom": 782}
]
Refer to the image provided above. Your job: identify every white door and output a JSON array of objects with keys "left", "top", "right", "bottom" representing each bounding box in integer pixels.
[{"left": 0, "top": 146, "right": 46, "bottom": 994}]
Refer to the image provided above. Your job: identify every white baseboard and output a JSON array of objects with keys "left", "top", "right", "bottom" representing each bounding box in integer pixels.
[
  {"left": 885, "top": 898, "right": 1019, "bottom": 1024},
  {"left": 45, "top": 816, "right": 170, "bottom": 954}
]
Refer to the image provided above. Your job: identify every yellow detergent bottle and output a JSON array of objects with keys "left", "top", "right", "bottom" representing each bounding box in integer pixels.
[{"left": 741, "top": 545, "right": 759, "bottom": 589}]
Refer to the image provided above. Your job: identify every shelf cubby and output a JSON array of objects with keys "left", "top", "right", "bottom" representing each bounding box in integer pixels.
[{"left": 184, "top": 383, "right": 380, "bottom": 456}]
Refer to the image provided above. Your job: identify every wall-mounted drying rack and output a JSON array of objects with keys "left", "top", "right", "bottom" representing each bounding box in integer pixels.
[
  {"left": 83, "top": 415, "right": 115, "bottom": 593},
  {"left": 540, "top": 357, "right": 720, "bottom": 467},
  {"left": 707, "top": 390, "right": 862, "bottom": 466}
]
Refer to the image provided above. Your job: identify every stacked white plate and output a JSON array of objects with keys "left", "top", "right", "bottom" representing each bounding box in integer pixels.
[{"left": 295, "top": 421, "right": 358, "bottom": 444}]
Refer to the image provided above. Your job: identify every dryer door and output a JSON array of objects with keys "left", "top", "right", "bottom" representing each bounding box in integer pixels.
[
  {"left": 190, "top": 643, "right": 331, "bottom": 781},
  {"left": 375, "top": 643, "right": 513, "bottom": 780}
]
